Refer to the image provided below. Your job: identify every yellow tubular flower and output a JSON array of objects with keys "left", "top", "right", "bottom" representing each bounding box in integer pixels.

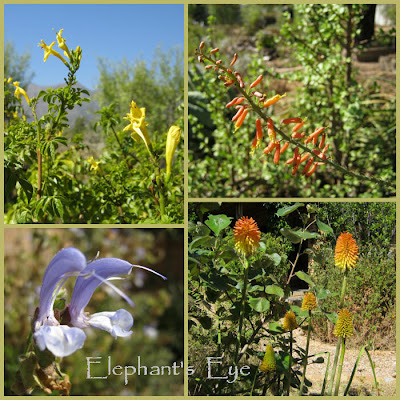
[
  {"left": 165, "top": 125, "right": 181, "bottom": 183},
  {"left": 233, "top": 217, "right": 261, "bottom": 257},
  {"left": 259, "top": 345, "right": 276, "bottom": 373},
  {"left": 87, "top": 156, "right": 103, "bottom": 174},
  {"left": 7, "top": 77, "right": 13, "bottom": 84},
  {"left": 55, "top": 28, "right": 71, "bottom": 59},
  {"left": 13, "top": 81, "right": 30, "bottom": 105},
  {"left": 335, "top": 232, "right": 359, "bottom": 271},
  {"left": 38, "top": 40, "right": 68, "bottom": 65},
  {"left": 123, "top": 101, "right": 152, "bottom": 150},
  {"left": 334, "top": 309, "right": 354, "bottom": 338},
  {"left": 282, "top": 311, "right": 298, "bottom": 331},
  {"left": 301, "top": 292, "right": 317, "bottom": 311}
]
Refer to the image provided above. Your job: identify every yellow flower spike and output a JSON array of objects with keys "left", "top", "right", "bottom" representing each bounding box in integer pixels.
[
  {"left": 123, "top": 101, "right": 152, "bottom": 151},
  {"left": 260, "top": 345, "right": 276, "bottom": 373},
  {"left": 301, "top": 292, "right": 317, "bottom": 311},
  {"left": 38, "top": 39, "right": 68, "bottom": 66},
  {"left": 165, "top": 125, "right": 181, "bottom": 183},
  {"left": 233, "top": 216, "right": 261, "bottom": 258},
  {"left": 12, "top": 81, "right": 30, "bottom": 105},
  {"left": 282, "top": 311, "right": 298, "bottom": 331},
  {"left": 335, "top": 232, "right": 359, "bottom": 271},
  {"left": 87, "top": 156, "right": 103, "bottom": 174},
  {"left": 54, "top": 28, "right": 71, "bottom": 59},
  {"left": 334, "top": 308, "right": 354, "bottom": 338}
]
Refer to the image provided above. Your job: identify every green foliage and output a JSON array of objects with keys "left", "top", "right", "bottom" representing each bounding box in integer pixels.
[
  {"left": 5, "top": 32, "right": 184, "bottom": 223},
  {"left": 188, "top": 4, "right": 395, "bottom": 197}
]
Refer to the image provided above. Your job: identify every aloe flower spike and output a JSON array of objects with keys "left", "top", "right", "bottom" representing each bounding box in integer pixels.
[{"left": 69, "top": 258, "right": 166, "bottom": 338}]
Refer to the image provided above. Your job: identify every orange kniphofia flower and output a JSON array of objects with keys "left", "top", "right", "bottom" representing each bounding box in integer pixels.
[
  {"left": 334, "top": 232, "right": 359, "bottom": 271},
  {"left": 233, "top": 217, "right": 261, "bottom": 257}
]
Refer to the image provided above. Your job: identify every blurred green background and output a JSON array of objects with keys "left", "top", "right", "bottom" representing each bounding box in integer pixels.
[{"left": 4, "top": 228, "right": 184, "bottom": 395}]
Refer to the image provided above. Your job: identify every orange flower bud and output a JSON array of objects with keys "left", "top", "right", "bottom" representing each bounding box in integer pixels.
[
  {"left": 205, "top": 65, "right": 213, "bottom": 70},
  {"left": 291, "top": 131, "right": 306, "bottom": 139},
  {"left": 230, "top": 53, "right": 238, "bottom": 67},
  {"left": 299, "top": 153, "right": 311, "bottom": 163},
  {"left": 232, "top": 106, "right": 245, "bottom": 121},
  {"left": 255, "top": 118, "right": 263, "bottom": 139},
  {"left": 280, "top": 117, "right": 302, "bottom": 125},
  {"left": 199, "top": 41, "right": 205, "bottom": 50},
  {"left": 210, "top": 48, "right": 219, "bottom": 54},
  {"left": 305, "top": 127, "right": 326, "bottom": 144},
  {"left": 292, "top": 119, "right": 306, "bottom": 132},
  {"left": 235, "top": 72, "right": 245, "bottom": 88},
  {"left": 273, "top": 142, "right": 281, "bottom": 164},
  {"left": 226, "top": 97, "right": 239, "bottom": 108},
  {"left": 235, "top": 108, "right": 248, "bottom": 130},
  {"left": 302, "top": 157, "right": 314, "bottom": 175},
  {"left": 253, "top": 91, "right": 263, "bottom": 98},
  {"left": 224, "top": 80, "right": 235, "bottom": 87},
  {"left": 306, "top": 162, "right": 318, "bottom": 177},
  {"left": 250, "top": 75, "right": 263, "bottom": 89},
  {"left": 319, "top": 133, "right": 326, "bottom": 150},
  {"left": 263, "top": 141, "right": 278, "bottom": 155},
  {"left": 280, "top": 141, "right": 290, "bottom": 154}
]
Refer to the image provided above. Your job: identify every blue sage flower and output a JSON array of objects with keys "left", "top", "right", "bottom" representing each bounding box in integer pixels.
[{"left": 33, "top": 247, "right": 166, "bottom": 357}]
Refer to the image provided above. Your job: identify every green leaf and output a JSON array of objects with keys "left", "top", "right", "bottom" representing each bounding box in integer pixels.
[
  {"left": 280, "top": 228, "right": 302, "bottom": 244},
  {"left": 316, "top": 219, "right": 333, "bottom": 234},
  {"left": 265, "top": 285, "right": 285, "bottom": 297},
  {"left": 18, "top": 179, "right": 33, "bottom": 203},
  {"left": 295, "top": 271, "right": 315, "bottom": 287},
  {"left": 189, "top": 235, "right": 214, "bottom": 251},
  {"left": 276, "top": 202, "right": 304, "bottom": 217},
  {"left": 268, "top": 322, "right": 285, "bottom": 334},
  {"left": 248, "top": 297, "right": 270, "bottom": 313},
  {"left": 205, "top": 214, "right": 232, "bottom": 236},
  {"left": 53, "top": 198, "right": 64, "bottom": 220}
]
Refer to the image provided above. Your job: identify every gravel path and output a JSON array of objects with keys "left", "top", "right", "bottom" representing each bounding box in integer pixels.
[{"left": 292, "top": 329, "right": 396, "bottom": 396}]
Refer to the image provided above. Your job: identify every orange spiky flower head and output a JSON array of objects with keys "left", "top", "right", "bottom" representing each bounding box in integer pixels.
[
  {"left": 259, "top": 344, "right": 276, "bottom": 373},
  {"left": 233, "top": 217, "right": 261, "bottom": 257},
  {"left": 301, "top": 292, "right": 317, "bottom": 311},
  {"left": 334, "top": 308, "right": 354, "bottom": 338},
  {"left": 282, "top": 311, "right": 298, "bottom": 331},
  {"left": 334, "top": 232, "right": 359, "bottom": 271}
]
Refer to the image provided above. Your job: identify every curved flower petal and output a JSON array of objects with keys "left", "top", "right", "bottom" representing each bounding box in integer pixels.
[
  {"left": 69, "top": 258, "right": 133, "bottom": 323},
  {"left": 37, "top": 247, "right": 87, "bottom": 325},
  {"left": 33, "top": 325, "right": 86, "bottom": 357},
  {"left": 87, "top": 309, "right": 134, "bottom": 338}
]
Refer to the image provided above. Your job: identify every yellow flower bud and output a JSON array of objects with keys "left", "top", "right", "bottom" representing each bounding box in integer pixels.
[
  {"left": 334, "top": 308, "right": 353, "bottom": 338},
  {"left": 165, "top": 125, "right": 181, "bottom": 183},
  {"left": 282, "top": 311, "right": 298, "bottom": 331},
  {"left": 260, "top": 345, "right": 276, "bottom": 373},
  {"left": 55, "top": 28, "right": 71, "bottom": 59},
  {"left": 301, "top": 292, "right": 317, "bottom": 311},
  {"left": 12, "top": 81, "right": 30, "bottom": 105}
]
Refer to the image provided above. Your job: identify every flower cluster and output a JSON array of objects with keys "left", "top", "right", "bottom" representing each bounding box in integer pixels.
[
  {"left": 33, "top": 247, "right": 166, "bottom": 357},
  {"left": 38, "top": 29, "right": 82, "bottom": 69},
  {"left": 195, "top": 42, "right": 330, "bottom": 178},
  {"left": 333, "top": 308, "right": 354, "bottom": 338},
  {"left": 301, "top": 292, "right": 317, "bottom": 311},
  {"left": 259, "top": 344, "right": 276, "bottom": 373},
  {"left": 334, "top": 231, "right": 359, "bottom": 271},
  {"left": 233, "top": 216, "right": 261, "bottom": 258},
  {"left": 282, "top": 310, "right": 298, "bottom": 331}
]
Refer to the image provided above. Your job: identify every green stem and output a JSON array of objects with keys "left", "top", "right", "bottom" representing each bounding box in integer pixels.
[
  {"left": 197, "top": 51, "right": 395, "bottom": 190},
  {"left": 327, "top": 270, "right": 348, "bottom": 395},
  {"left": 334, "top": 338, "right": 346, "bottom": 395},
  {"left": 299, "top": 310, "right": 312, "bottom": 395},
  {"left": 235, "top": 257, "right": 249, "bottom": 364},
  {"left": 287, "top": 330, "right": 293, "bottom": 395},
  {"left": 32, "top": 107, "right": 43, "bottom": 200},
  {"left": 261, "top": 372, "right": 269, "bottom": 396}
]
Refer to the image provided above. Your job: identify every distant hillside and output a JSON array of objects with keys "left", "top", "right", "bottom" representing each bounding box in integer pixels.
[{"left": 23, "top": 82, "right": 99, "bottom": 128}]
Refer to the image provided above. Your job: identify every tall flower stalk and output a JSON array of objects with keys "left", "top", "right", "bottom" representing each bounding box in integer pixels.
[
  {"left": 327, "top": 232, "right": 358, "bottom": 396},
  {"left": 232, "top": 217, "right": 261, "bottom": 363}
]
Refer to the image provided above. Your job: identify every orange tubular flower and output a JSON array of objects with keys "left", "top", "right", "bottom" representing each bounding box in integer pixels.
[
  {"left": 235, "top": 108, "right": 248, "bottom": 130},
  {"left": 280, "top": 141, "right": 290, "bottom": 154},
  {"left": 232, "top": 106, "right": 245, "bottom": 122},
  {"left": 334, "top": 232, "right": 359, "bottom": 271},
  {"left": 230, "top": 53, "right": 238, "bottom": 66},
  {"left": 292, "top": 118, "right": 306, "bottom": 132},
  {"left": 233, "top": 217, "right": 261, "bottom": 258},
  {"left": 263, "top": 93, "right": 286, "bottom": 108},
  {"left": 252, "top": 118, "right": 263, "bottom": 149},
  {"left": 267, "top": 118, "right": 276, "bottom": 142},
  {"left": 263, "top": 141, "right": 278, "bottom": 155},
  {"left": 273, "top": 142, "right": 281, "bottom": 164},
  {"left": 280, "top": 117, "right": 303, "bottom": 125},
  {"left": 250, "top": 75, "right": 263, "bottom": 89}
]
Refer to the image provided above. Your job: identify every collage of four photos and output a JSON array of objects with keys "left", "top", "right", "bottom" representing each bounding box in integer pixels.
[{"left": 3, "top": 2, "right": 397, "bottom": 397}]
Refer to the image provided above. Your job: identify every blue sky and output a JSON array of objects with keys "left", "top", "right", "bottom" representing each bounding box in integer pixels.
[{"left": 4, "top": 4, "right": 183, "bottom": 89}]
